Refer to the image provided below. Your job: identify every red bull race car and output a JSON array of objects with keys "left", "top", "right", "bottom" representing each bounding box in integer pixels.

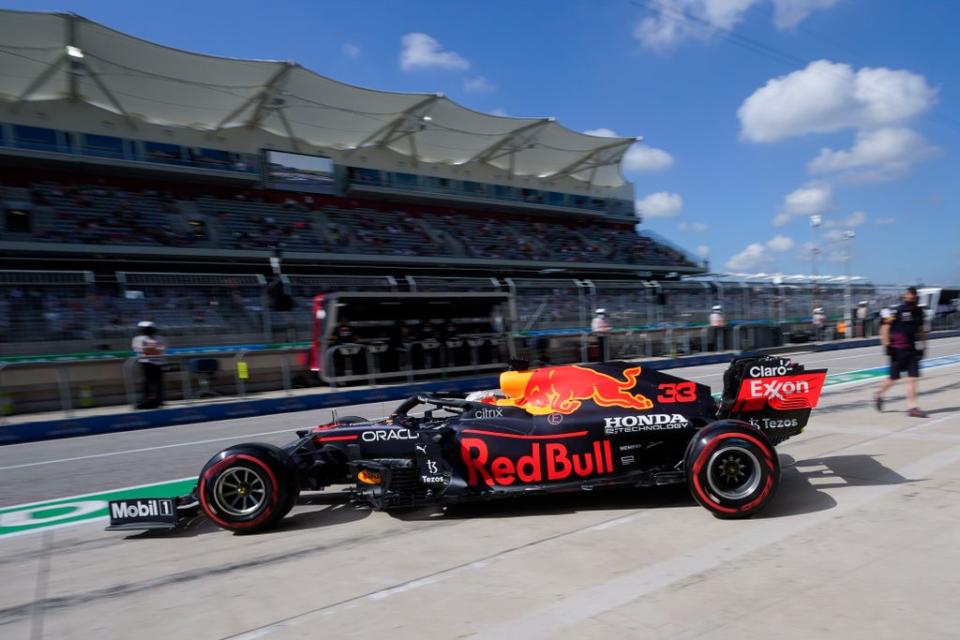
[{"left": 108, "top": 356, "right": 826, "bottom": 533}]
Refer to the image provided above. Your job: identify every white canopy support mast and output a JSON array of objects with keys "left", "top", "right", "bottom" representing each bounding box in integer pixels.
[
  {"left": 463, "top": 118, "right": 553, "bottom": 176},
  {"left": 349, "top": 94, "right": 442, "bottom": 161},
  {"left": 542, "top": 138, "right": 637, "bottom": 184}
]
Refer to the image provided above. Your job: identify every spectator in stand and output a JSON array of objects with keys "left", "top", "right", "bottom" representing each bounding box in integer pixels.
[{"left": 132, "top": 320, "right": 166, "bottom": 409}]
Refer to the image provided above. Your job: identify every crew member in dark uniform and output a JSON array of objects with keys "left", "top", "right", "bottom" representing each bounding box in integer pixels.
[{"left": 875, "top": 287, "right": 927, "bottom": 417}]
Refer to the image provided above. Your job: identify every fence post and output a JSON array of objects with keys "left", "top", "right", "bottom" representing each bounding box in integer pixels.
[
  {"left": 122, "top": 357, "right": 138, "bottom": 407},
  {"left": 279, "top": 352, "right": 293, "bottom": 395},
  {"left": 55, "top": 365, "right": 73, "bottom": 416},
  {"left": 180, "top": 356, "right": 194, "bottom": 403},
  {"left": 0, "top": 363, "right": 8, "bottom": 424}
]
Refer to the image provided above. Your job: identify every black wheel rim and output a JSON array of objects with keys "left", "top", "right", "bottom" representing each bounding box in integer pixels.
[
  {"left": 213, "top": 466, "right": 268, "bottom": 517},
  {"left": 706, "top": 445, "right": 762, "bottom": 501}
]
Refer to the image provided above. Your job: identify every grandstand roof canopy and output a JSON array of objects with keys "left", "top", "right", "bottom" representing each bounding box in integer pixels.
[{"left": 0, "top": 10, "right": 637, "bottom": 187}]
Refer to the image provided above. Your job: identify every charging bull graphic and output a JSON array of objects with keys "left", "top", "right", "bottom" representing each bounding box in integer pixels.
[{"left": 500, "top": 365, "right": 654, "bottom": 415}]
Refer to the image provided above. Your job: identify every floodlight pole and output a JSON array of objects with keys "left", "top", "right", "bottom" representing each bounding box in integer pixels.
[
  {"left": 843, "top": 230, "right": 855, "bottom": 339},
  {"left": 809, "top": 215, "right": 822, "bottom": 309}
]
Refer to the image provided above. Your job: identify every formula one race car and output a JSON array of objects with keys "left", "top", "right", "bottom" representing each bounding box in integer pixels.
[{"left": 107, "top": 356, "right": 826, "bottom": 533}]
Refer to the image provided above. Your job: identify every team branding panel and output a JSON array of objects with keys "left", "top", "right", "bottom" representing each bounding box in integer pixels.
[{"left": 107, "top": 498, "right": 177, "bottom": 528}]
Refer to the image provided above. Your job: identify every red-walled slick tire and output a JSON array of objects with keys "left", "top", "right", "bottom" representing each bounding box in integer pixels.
[
  {"left": 685, "top": 420, "right": 780, "bottom": 519},
  {"left": 198, "top": 443, "right": 299, "bottom": 533}
]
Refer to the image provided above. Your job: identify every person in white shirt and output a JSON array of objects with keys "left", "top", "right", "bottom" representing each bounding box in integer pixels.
[
  {"left": 591, "top": 309, "right": 611, "bottom": 361},
  {"left": 591, "top": 308, "right": 612, "bottom": 333},
  {"left": 856, "top": 301, "right": 868, "bottom": 337},
  {"left": 812, "top": 307, "right": 827, "bottom": 341},
  {"left": 708, "top": 305, "right": 725, "bottom": 351},
  {"left": 132, "top": 320, "right": 166, "bottom": 409},
  {"left": 709, "top": 305, "right": 725, "bottom": 328}
]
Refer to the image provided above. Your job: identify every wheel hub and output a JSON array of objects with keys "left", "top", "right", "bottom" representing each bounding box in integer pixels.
[
  {"left": 212, "top": 466, "right": 267, "bottom": 517},
  {"left": 705, "top": 446, "right": 762, "bottom": 501}
]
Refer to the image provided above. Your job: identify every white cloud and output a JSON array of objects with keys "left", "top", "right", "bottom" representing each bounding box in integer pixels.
[
  {"left": 341, "top": 43, "right": 361, "bottom": 59},
  {"left": 726, "top": 234, "right": 794, "bottom": 270},
  {"left": 696, "top": 244, "right": 711, "bottom": 258},
  {"left": 808, "top": 127, "right": 938, "bottom": 182},
  {"left": 825, "top": 210, "right": 867, "bottom": 228},
  {"left": 766, "top": 234, "right": 795, "bottom": 252},
  {"left": 636, "top": 192, "right": 683, "bottom": 219},
  {"left": 400, "top": 33, "right": 469, "bottom": 71},
  {"left": 678, "top": 221, "right": 709, "bottom": 233},
  {"left": 844, "top": 210, "right": 866, "bottom": 227},
  {"left": 489, "top": 107, "right": 508, "bottom": 117},
  {"left": 823, "top": 228, "right": 846, "bottom": 242},
  {"left": 774, "top": 183, "right": 832, "bottom": 226},
  {"left": 584, "top": 128, "right": 618, "bottom": 137},
  {"left": 584, "top": 128, "right": 675, "bottom": 172},
  {"left": 875, "top": 216, "right": 896, "bottom": 225},
  {"left": 464, "top": 75, "right": 495, "bottom": 93},
  {"left": 624, "top": 144, "right": 675, "bottom": 172},
  {"left": 726, "top": 243, "right": 770, "bottom": 271},
  {"left": 771, "top": 0, "right": 842, "bottom": 29},
  {"left": 739, "top": 60, "right": 937, "bottom": 143},
  {"left": 633, "top": 0, "right": 840, "bottom": 53}
]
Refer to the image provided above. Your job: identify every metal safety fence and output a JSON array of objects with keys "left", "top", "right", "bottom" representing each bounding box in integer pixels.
[{"left": 0, "top": 271, "right": 954, "bottom": 357}]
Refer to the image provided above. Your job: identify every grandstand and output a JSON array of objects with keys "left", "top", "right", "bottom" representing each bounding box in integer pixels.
[{"left": 0, "top": 10, "right": 699, "bottom": 277}]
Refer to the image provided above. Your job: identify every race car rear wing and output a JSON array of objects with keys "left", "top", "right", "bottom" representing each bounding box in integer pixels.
[{"left": 718, "top": 356, "right": 827, "bottom": 443}]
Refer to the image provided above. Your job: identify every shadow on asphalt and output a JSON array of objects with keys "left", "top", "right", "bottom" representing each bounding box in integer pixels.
[
  {"left": 924, "top": 406, "right": 960, "bottom": 415},
  {"left": 761, "top": 453, "right": 913, "bottom": 518},
  {"left": 125, "top": 491, "right": 370, "bottom": 539},
  {"left": 127, "top": 452, "right": 916, "bottom": 537},
  {"left": 392, "top": 485, "right": 696, "bottom": 523}
]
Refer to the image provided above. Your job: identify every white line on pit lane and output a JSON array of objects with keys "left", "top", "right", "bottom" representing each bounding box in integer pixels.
[
  {"left": 0, "top": 411, "right": 427, "bottom": 472},
  {"left": 684, "top": 342, "right": 960, "bottom": 380},
  {"left": 0, "top": 429, "right": 297, "bottom": 471}
]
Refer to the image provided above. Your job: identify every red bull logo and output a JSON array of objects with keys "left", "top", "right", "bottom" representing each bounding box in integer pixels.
[
  {"left": 503, "top": 365, "right": 654, "bottom": 416},
  {"left": 461, "top": 437, "right": 614, "bottom": 486}
]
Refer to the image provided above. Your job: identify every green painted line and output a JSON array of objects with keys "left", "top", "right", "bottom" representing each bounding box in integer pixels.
[{"left": 0, "top": 478, "right": 194, "bottom": 539}]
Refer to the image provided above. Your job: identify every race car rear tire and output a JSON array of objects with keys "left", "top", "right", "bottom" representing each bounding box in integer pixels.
[
  {"left": 198, "top": 443, "right": 300, "bottom": 533},
  {"left": 685, "top": 420, "right": 779, "bottom": 519}
]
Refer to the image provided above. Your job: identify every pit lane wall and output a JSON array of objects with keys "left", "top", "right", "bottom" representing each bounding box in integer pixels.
[{"left": 2, "top": 331, "right": 958, "bottom": 446}]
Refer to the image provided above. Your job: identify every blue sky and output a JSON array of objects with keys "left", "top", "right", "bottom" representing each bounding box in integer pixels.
[{"left": 6, "top": 0, "right": 959, "bottom": 284}]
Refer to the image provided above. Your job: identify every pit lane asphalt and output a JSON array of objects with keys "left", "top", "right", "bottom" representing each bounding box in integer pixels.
[
  {"left": 2, "top": 338, "right": 960, "bottom": 507},
  {"left": 3, "top": 339, "right": 960, "bottom": 639}
]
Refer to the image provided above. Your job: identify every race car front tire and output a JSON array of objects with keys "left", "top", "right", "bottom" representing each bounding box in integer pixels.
[
  {"left": 685, "top": 420, "right": 779, "bottom": 519},
  {"left": 198, "top": 443, "right": 300, "bottom": 533}
]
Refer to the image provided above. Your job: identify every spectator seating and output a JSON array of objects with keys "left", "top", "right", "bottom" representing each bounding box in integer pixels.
[{"left": 1, "top": 179, "right": 699, "bottom": 269}]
